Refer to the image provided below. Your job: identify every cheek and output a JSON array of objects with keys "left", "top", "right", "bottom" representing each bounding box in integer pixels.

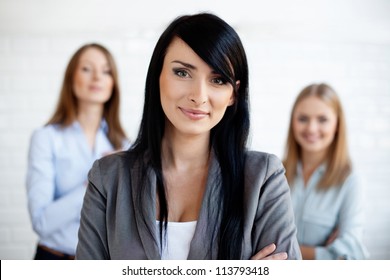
[
  {"left": 159, "top": 82, "right": 171, "bottom": 108},
  {"left": 105, "top": 79, "right": 114, "bottom": 96},
  {"left": 72, "top": 79, "right": 83, "bottom": 96},
  {"left": 212, "top": 90, "right": 234, "bottom": 109},
  {"left": 73, "top": 74, "right": 86, "bottom": 92},
  {"left": 160, "top": 94, "right": 169, "bottom": 113},
  {"left": 160, "top": 88, "right": 175, "bottom": 119},
  {"left": 292, "top": 120, "right": 303, "bottom": 135},
  {"left": 325, "top": 121, "right": 338, "bottom": 136},
  {"left": 159, "top": 75, "right": 173, "bottom": 101},
  {"left": 106, "top": 76, "right": 114, "bottom": 88},
  {"left": 73, "top": 76, "right": 81, "bottom": 87}
]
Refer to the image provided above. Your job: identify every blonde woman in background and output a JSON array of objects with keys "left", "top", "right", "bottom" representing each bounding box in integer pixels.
[
  {"left": 283, "top": 83, "right": 368, "bottom": 259},
  {"left": 26, "top": 43, "right": 129, "bottom": 259}
]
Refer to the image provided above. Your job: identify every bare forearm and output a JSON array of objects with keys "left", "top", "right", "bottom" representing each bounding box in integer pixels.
[{"left": 300, "top": 245, "right": 315, "bottom": 260}]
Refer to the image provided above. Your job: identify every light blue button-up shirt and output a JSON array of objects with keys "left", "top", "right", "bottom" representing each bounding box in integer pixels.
[
  {"left": 26, "top": 120, "right": 127, "bottom": 255},
  {"left": 290, "top": 163, "right": 368, "bottom": 259}
]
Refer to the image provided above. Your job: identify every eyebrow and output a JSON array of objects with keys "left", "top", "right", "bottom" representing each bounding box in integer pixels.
[
  {"left": 171, "top": 60, "right": 196, "bottom": 70},
  {"left": 170, "top": 59, "right": 220, "bottom": 75},
  {"left": 79, "top": 60, "right": 110, "bottom": 67}
]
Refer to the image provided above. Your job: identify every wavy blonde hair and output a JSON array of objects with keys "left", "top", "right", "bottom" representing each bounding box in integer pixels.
[
  {"left": 283, "top": 83, "right": 351, "bottom": 189},
  {"left": 47, "top": 43, "right": 127, "bottom": 149}
]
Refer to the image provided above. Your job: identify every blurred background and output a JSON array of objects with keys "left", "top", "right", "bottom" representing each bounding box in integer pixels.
[{"left": 0, "top": 0, "right": 389, "bottom": 259}]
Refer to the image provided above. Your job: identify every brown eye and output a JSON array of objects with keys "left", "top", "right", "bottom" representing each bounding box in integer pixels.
[
  {"left": 81, "top": 66, "right": 91, "bottom": 72},
  {"left": 103, "top": 69, "right": 112, "bottom": 75},
  {"left": 211, "top": 77, "right": 227, "bottom": 85},
  {"left": 297, "top": 116, "right": 308, "bottom": 123},
  {"left": 318, "top": 117, "right": 328, "bottom": 123}
]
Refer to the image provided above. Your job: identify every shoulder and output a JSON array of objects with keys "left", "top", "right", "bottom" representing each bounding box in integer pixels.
[
  {"left": 344, "top": 171, "right": 359, "bottom": 184},
  {"left": 93, "top": 150, "right": 136, "bottom": 174},
  {"left": 31, "top": 123, "right": 72, "bottom": 140},
  {"left": 90, "top": 150, "right": 142, "bottom": 182},
  {"left": 245, "top": 150, "right": 284, "bottom": 177},
  {"left": 244, "top": 151, "right": 292, "bottom": 214},
  {"left": 245, "top": 150, "right": 282, "bottom": 163},
  {"left": 339, "top": 170, "right": 362, "bottom": 194},
  {"left": 88, "top": 150, "right": 138, "bottom": 194},
  {"left": 31, "top": 124, "right": 56, "bottom": 137},
  {"left": 244, "top": 150, "right": 287, "bottom": 195},
  {"left": 29, "top": 124, "right": 62, "bottom": 147}
]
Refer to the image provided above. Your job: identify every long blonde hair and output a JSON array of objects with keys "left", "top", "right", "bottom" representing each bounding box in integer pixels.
[
  {"left": 47, "top": 43, "right": 127, "bottom": 149},
  {"left": 283, "top": 83, "right": 351, "bottom": 189}
]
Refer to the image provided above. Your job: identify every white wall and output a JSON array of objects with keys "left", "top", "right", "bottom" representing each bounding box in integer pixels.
[{"left": 0, "top": 0, "right": 389, "bottom": 259}]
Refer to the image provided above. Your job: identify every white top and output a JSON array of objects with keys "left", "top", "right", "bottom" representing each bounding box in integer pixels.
[{"left": 156, "top": 221, "right": 197, "bottom": 260}]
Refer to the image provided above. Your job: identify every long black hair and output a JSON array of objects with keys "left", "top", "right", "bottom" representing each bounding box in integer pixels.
[{"left": 131, "top": 13, "right": 250, "bottom": 259}]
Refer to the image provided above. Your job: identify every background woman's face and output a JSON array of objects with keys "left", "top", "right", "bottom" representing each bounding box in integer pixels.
[
  {"left": 292, "top": 96, "right": 338, "bottom": 155},
  {"left": 73, "top": 47, "right": 114, "bottom": 107},
  {"left": 159, "top": 37, "right": 235, "bottom": 138}
]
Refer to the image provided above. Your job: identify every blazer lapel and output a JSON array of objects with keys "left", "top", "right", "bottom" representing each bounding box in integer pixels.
[{"left": 187, "top": 152, "right": 221, "bottom": 259}]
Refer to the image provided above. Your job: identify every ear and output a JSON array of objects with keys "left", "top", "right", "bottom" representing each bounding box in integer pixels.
[{"left": 229, "top": 80, "right": 240, "bottom": 106}]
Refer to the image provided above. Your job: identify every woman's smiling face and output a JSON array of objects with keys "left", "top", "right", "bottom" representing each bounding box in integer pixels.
[
  {"left": 292, "top": 95, "right": 338, "bottom": 155},
  {"left": 159, "top": 37, "right": 235, "bottom": 137}
]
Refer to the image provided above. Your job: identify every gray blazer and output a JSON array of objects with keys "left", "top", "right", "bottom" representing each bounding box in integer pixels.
[{"left": 76, "top": 150, "right": 301, "bottom": 259}]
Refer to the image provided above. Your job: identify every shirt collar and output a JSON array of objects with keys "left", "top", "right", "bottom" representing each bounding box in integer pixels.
[
  {"left": 297, "top": 161, "right": 327, "bottom": 176},
  {"left": 71, "top": 119, "right": 108, "bottom": 134}
]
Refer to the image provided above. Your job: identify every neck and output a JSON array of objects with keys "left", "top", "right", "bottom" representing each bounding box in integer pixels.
[
  {"left": 161, "top": 126, "right": 210, "bottom": 172},
  {"left": 77, "top": 102, "right": 104, "bottom": 134},
  {"left": 301, "top": 150, "right": 327, "bottom": 184},
  {"left": 301, "top": 150, "right": 327, "bottom": 170},
  {"left": 77, "top": 102, "right": 104, "bottom": 149}
]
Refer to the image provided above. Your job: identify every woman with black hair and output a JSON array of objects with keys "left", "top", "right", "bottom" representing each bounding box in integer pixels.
[{"left": 76, "top": 13, "right": 301, "bottom": 260}]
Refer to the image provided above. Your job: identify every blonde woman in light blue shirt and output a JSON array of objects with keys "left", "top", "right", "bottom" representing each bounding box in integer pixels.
[
  {"left": 283, "top": 83, "right": 368, "bottom": 259},
  {"left": 26, "top": 43, "right": 129, "bottom": 259}
]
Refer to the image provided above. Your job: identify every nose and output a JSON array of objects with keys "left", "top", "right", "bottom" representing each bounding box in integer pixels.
[
  {"left": 307, "top": 120, "right": 318, "bottom": 132},
  {"left": 92, "top": 69, "right": 102, "bottom": 80},
  {"left": 188, "top": 80, "right": 208, "bottom": 105}
]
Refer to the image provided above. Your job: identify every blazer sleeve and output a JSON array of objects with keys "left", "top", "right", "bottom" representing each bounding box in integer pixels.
[
  {"left": 76, "top": 160, "right": 110, "bottom": 259},
  {"left": 251, "top": 154, "right": 302, "bottom": 260}
]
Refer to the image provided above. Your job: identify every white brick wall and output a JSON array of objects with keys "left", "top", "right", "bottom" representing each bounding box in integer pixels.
[{"left": 0, "top": 0, "right": 389, "bottom": 259}]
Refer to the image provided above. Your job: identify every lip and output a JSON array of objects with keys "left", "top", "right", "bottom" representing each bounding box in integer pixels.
[
  {"left": 179, "top": 107, "right": 209, "bottom": 120},
  {"left": 302, "top": 134, "right": 320, "bottom": 143},
  {"left": 89, "top": 85, "right": 103, "bottom": 91}
]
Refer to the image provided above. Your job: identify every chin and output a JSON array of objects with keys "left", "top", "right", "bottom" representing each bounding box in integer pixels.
[{"left": 303, "top": 146, "right": 327, "bottom": 154}]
